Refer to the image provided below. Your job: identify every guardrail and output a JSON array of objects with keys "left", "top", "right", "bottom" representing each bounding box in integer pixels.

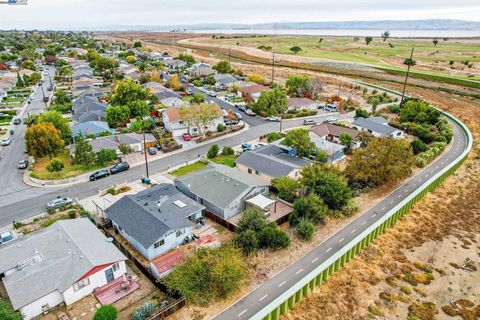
[{"left": 252, "top": 88, "right": 473, "bottom": 320}]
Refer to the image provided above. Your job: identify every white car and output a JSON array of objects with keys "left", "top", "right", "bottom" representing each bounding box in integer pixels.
[
  {"left": 266, "top": 116, "right": 281, "bottom": 122},
  {"left": 1, "top": 137, "right": 11, "bottom": 146},
  {"left": 324, "top": 116, "right": 338, "bottom": 123},
  {"left": 47, "top": 197, "right": 73, "bottom": 209},
  {"left": 254, "top": 142, "right": 269, "bottom": 149},
  {"left": 245, "top": 109, "right": 257, "bottom": 116}
]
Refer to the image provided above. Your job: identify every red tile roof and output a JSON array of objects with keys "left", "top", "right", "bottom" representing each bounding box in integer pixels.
[
  {"left": 240, "top": 84, "right": 269, "bottom": 95},
  {"left": 151, "top": 250, "right": 184, "bottom": 274}
]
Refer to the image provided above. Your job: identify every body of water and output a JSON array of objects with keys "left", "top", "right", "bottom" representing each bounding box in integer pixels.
[{"left": 185, "top": 28, "right": 480, "bottom": 38}]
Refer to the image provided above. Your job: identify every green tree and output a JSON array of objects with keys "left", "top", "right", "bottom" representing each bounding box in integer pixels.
[
  {"left": 213, "top": 60, "right": 232, "bottom": 73},
  {"left": 164, "top": 247, "right": 245, "bottom": 305},
  {"left": 86, "top": 49, "right": 100, "bottom": 61},
  {"left": 345, "top": 138, "right": 415, "bottom": 187},
  {"left": 207, "top": 144, "right": 219, "bottom": 159},
  {"left": 110, "top": 79, "right": 152, "bottom": 106},
  {"left": 289, "top": 46, "right": 303, "bottom": 54},
  {"left": 399, "top": 99, "right": 440, "bottom": 125},
  {"left": 357, "top": 131, "right": 373, "bottom": 148},
  {"left": 246, "top": 73, "right": 265, "bottom": 85},
  {"left": 259, "top": 226, "right": 291, "bottom": 250},
  {"left": 252, "top": 88, "right": 288, "bottom": 116},
  {"left": 0, "top": 299, "right": 23, "bottom": 320},
  {"left": 234, "top": 229, "right": 260, "bottom": 256},
  {"left": 301, "top": 165, "right": 352, "bottom": 210},
  {"left": 74, "top": 134, "right": 96, "bottom": 166},
  {"left": 21, "top": 59, "right": 36, "bottom": 70},
  {"left": 282, "top": 128, "right": 315, "bottom": 157},
  {"left": 177, "top": 53, "right": 196, "bottom": 65},
  {"left": 93, "top": 304, "right": 117, "bottom": 320},
  {"left": 96, "top": 148, "right": 117, "bottom": 165},
  {"left": 222, "top": 146, "right": 234, "bottom": 156},
  {"left": 267, "top": 132, "right": 282, "bottom": 142},
  {"left": 191, "top": 93, "right": 205, "bottom": 104},
  {"left": 125, "top": 55, "right": 136, "bottom": 64},
  {"left": 381, "top": 31, "right": 390, "bottom": 42},
  {"left": 403, "top": 58, "right": 416, "bottom": 67},
  {"left": 237, "top": 207, "right": 268, "bottom": 233},
  {"left": 37, "top": 110, "right": 72, "bottom": 143},
  {"left": 365, "top": 36, "right": 373, "bottom": 45},
  {"left": 272, "top": 177, "right": 300, "bottom": 203},
  {"left": 296, "top": 218, "right": 315, "bottom": 241},
  {"left": 134, "top": 41, "right": 142, "bottom": 48},
  {"left": 179, "top": 103, "right": 220, "bottom": 136},
  {"left": 410, "top": 138, "right": 427, "bottom": 155},
  {"left": 54, "top": 90, "right": 72, "bottom": 105},
  {"left": 205, "top": 75, "right": 216, "bottom": 85},
  {"left": 25, "top": 122, "right": 64, "bottom": 159},
  {"left": 339, "top": 132, "right": 353, "bottom": 148},
  {"left": 16, "top": 73, "right": 24, "bottom": 87},
  {"left": 46, "top": 158, "right": 65, "bottom": 174},
  {"left": 126, "top": 99, "right": 151, "bottom": 118},
  {"left": 290, "top": 193, "right": 329, "bottom": 225},
  {"left": 105, "top": 105, "right": 131, "bottom": 127},
  {"left": 355, "top": 108, "right": 369, "bottom": 118},
  {"left": 285, "top": 76, "right": 311, "bottom": 97}
]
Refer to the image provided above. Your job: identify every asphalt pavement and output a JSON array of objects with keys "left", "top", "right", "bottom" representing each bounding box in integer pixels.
[{"left": 213, "top": 119, "right": 468, "bottom": 320}]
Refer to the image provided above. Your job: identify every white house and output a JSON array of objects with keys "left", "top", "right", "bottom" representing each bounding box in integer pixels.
[
  {"left": 162, "top": 103, "right": 224, "bottom": 137},
  {"left": 0, "top": 219, "right": 126, "bottom": 320},
  {"left": 106, "top": 184, "right": 205, "bottom": 261},
  {"left": 287, "top": 97, "right": 319, "bottom": 111},
  {"left": 352, "top": 116, "right": 404, "bottom": 139}
]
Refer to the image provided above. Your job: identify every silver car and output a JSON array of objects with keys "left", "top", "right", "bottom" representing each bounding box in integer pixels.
[{"left": 47, "top": 197, "right": 73, "bottom": 209}]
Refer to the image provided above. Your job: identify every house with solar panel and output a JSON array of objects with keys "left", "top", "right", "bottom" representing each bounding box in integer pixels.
[{"left": 106, "top": 184, "right": 205, "bottom": 261}]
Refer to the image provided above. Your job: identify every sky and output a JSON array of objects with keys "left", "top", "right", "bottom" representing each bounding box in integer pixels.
[{"left": 0, "top": 0, "right": 479, "bottom": 30}]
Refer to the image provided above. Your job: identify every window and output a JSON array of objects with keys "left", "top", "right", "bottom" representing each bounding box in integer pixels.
[
  {"left": 154, "top": 239, "right": 165, "bottom": 248},
  {"left": 176, "top": 230, "right": 184, "bottom": 237},
  {"left": 112, "top": 262, "right": 120, "bottom": 272},
  {"left": 73, "top": 278, "right": 90, "bottom": 292},
  {"left": 248, "top": 168, "right": 252, "bottom": 174},
  {"left": 255, "top": 170, "right": 261, "bottom": 175}
]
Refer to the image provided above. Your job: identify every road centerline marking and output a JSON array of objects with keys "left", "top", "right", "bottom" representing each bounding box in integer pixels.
[
  {"left": 312, "top": 257, "right": 319, "bottom": 263},
  {"left": 326, "top": 247, "right": 332, "bottom": 253},
  {"left": 339, "top": 238, "right": 344, "bottom": 243},
  {"left": 259, "top": 294, "right": 268, "bottom": 301},
  {"left": 295, "top": 269, "right": 303, "bottom": 275},
  {"left": 238, "top": 309, "right": 247, "bottom": 317},
  {"left": 279, "top": 281, "right": 287, "bottom": 287},
  {"left": 351, "top": 229, "right": 356, "bottom": 234}
]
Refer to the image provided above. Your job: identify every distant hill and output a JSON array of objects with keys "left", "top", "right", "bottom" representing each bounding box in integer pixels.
[{"left": 105, "top": 19, "right": 480, "bottom": 31}]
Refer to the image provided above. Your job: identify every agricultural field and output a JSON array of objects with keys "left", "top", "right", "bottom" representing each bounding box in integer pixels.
[{"left": 199, "top": 35, "right": 480, "bottom": 79}]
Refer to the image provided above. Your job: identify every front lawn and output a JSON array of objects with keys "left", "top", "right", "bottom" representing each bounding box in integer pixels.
[
  {"left": 31, "top": 150, "right": 104, "bottom": 180},
  {"left": 170, "top": 161, "right": 207, "bottom": 176},
  {"left": 210, "top": 154, "right": 238, "bottom": 167}
]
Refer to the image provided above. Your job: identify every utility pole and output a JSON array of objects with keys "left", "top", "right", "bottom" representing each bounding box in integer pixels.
[
  {"left": 40, "top": 85, "right": 48, "bottom": 108},
  {"left": 271, "top": 52, "right": 275, "bottom": 84},
  {"left": 143, "top": 131, "right": 149, "bottom": 179},
  {"left": 401, "top": 47, "right": 415, "bottom": 105},
  {"left": 228, "top": 47, "right": 231, "bottom": 65}
]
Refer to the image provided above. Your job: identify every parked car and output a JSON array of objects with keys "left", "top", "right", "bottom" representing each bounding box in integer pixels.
[
  {"left": 266, "top": 116, "right": 281, "bottom": 122},
  {"left": 236, "top": 105, "right": 247, "bottom": 112},
  {"left": 47, "top": 197, "right": 73, "bottom": 209},
  {"left": 13, "top": 118, "right": 21, "bottom": 125},
  {"left": 324, "top": 116, "right": 338, "bottom": 123},
  {"left": 17, "top": 159, "right": 29, "bottom": 169},
  {"left": 254, "top": 142, "right": 269, "bottom": 149},
  {"left": 235, "top": 112, "right": 243, "bottom": 121},
  {"left": 155, "top": 143, "right": 162, "bottom": 150},
  {"left": 0, "top": 231, "right": 15, "bottom": 245},
  {"left": 224, "top": 119, "right": 239, "bottom": 126},
  {"left": 242, "top": 143, "right": 252, "bottom": 151},
  {"left": 245, "top": 109, "right": 257, "bottom": 116},
  {"left": 186, "top": 88, "right": 193, "bottom": 94},
  {"left": 182, "top": 133, "right": 192, "bottom": 141},
  {"left": 207, "top": 91, "right": 217, "bottom": 97},
  {"left": 1, "top": 137, "right": 11, "bottom": 146},
  {"left": 324, "top": 104, "right": 337, "bottom": 112},
  {"left": 303, "top": 119, "right": 317, "bottom": 125},
  {"left": 110, "top": 162, "right": 130, "bottom": 174},
  {"left": 43, "top": 96, "right": 49, "bottom": 102},
  {"left": 147, "top": 147, "right": 157, "bottom": 155},
  {"left": 89, "top": 169, "right": 110, "bottom": 181}
]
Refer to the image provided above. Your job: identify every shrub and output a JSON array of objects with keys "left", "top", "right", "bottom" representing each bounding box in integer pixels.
[
  {"left": 234, "top": 229, "right": 260, "bottom": 255},
  {"left": 355, "top": 108, "right": 369, "bottom": 118},
  {"left": 47, "top": 208, "right": 56, "bottom": 215},
  {"left": 207, "top": 144, "right": 219, "bottom": 159},
  {"left": 96, "top": 148, "right": 117, "bottom": 166},
  {"left": 272, "top": 177, "right": 300, "bottom": 203},
  {"left": 410, "top": 138, "right": 427, "bottom": 155},
  {"left": 217, "top": 123, "right": 226, "bottom": 132},
  {"left": 46, "top": 158, "right": 65, "bottom": 174},
  {"left": 296, "top": 218, "right": 315, "bottom": 241},
  {"left": 290, "top": 193, "right": 329, "bottom": 225},
  {"left": 222, "top": 146, "right": 234, "bottom": 156},
  {"left": 267, "top": 132, "right": 282, "bottom": 142},
  {"left": 259, "top": 227, "right": 291, "bottom": 250},
  {"left": 388, "top": 104, "right": 401, "bottom": 113},
  {"left": 68, "top": 210, "right": 77, "bottom": 219},
  {"left": 106, "top": 187, "right": 117, "bottom": 195},
  {"left": 93, "top": 304, "right": 117, "bottom": 320}
]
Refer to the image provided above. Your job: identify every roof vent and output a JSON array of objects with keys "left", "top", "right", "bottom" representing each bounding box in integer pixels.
[
  {"left": 106, "top": 237, "right": 114, "bottom": 242},
  {"left": 173, "top": 200, "right": 187, "bottom": 208}
]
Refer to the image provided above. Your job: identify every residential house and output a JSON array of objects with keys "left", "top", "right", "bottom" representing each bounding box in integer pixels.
[
  {"left": 189, "top": 64, "right": 216, "bottom": 77},
  {"left": 213, "top": 73, "right": 236, "bottom": 88},
  {"left": 162, "top": 103, "right": 224, "bottom": 137},
  {"left": 174, "top": 164, "right": 269, "bottom": 220},
  {"left": 72, "top": 95, "right": 107, "bottom": 123},
  {"left": 166, "top": 59, "right": 187, "bottom": 70},
  {"left": 236, "top": 144, "right": 309, "bottom": 184},
  {"left": 143, "top": 81, "right": 166, "bottom": 95},
  {"left": 155, "top": 89, "right": 182, "bottom": 100},
  {"left": 68, "top": 133, "right": 157, "bottom": 155},
  {"left": 71, "top": 121, "right": 113, "bottom": 138},
  {"left": 239, "top": 84, "right": 269, "bottom": 103},
  {"left": 287, "top": 97, "right": 319, "bottom": 111},
  {"left": 106, "top": 184, "right": 205, "bottom": 261},
  {"left": 150, "top": 250, "right": 184, "bottom": 279},
  {"left": 159, "top": 97, "right": 186, "bottom": 108},
  {"left": 308, "top": 132, "right": 346, "bottom": 164},
  {"left": 352, "top": 116, "right": 404, "bottom": 139},
  {"left": 0, "top": 219, "right": 126, "bottom": 320},
  {"left": 310, "top": 123, "right": 361, "bottom": 149}
]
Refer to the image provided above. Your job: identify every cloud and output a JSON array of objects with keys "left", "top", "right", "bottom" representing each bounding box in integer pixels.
[{"left": 0, "top": 0, "right": 479, "bottom": 29}]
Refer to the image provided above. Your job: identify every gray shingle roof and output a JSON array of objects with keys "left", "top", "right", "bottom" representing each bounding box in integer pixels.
[
  {"left": 352, "top": 117, "right": 397, "bottom": 135},
  {"left": 72, "top": 121, "right": 112, "bottom": 137},
  {"left": 0, "top": 219, "right": 125, "bottom": 310},
  {"left": 236, "top": 145, "right": 308, "bottom": 178},
  {"left": 175, "top": 164, "right": 267, "bottom": 210},
  {"left": 106, "top": 184, "right": 204, "bottom": 249}
]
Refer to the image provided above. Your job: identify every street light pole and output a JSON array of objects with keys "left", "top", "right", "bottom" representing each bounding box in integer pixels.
[
  {"left": 401, "top": 47, "right": 415, "bottom": 105},
  {"left": 143, "top": 131, "right": 149, "bottom": 179}
]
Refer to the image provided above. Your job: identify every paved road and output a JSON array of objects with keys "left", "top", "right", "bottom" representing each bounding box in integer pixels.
[
  {"left": 213, "top": 119, "right": 468, "bottom": 320},
  {"left": 0, "top": 66, "right": 56, "bottom": 208},
  {"left": 0, "top": 112, "right": 344, "bottom": 227}
]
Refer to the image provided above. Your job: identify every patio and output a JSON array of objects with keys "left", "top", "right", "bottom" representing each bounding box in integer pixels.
[{"left": 94, "top": 274, "right": 140, "bottom": 305}]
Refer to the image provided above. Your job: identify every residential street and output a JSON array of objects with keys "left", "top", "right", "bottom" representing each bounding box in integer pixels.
[
  {"left": 0, "top": 112, "right": 345, "bottom": 227},
  {"left": 212, "top": 119, "right": 468, "bottom": 320},
  {"left": 0, "top": 66, "right": 57, "bottom": 209}
]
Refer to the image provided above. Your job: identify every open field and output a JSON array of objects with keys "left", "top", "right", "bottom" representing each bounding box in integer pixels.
[{"left": 201, "top": 35, "right": 480, "bottom": 78}]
